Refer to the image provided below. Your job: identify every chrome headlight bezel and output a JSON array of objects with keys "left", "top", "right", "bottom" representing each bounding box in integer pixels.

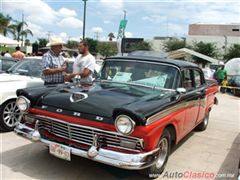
[
  {"left": 114, "top": 115, "right": 135, "bottom": 135},
  {"left": 16, "top": 96, "right": 30, "bottom": 112}
]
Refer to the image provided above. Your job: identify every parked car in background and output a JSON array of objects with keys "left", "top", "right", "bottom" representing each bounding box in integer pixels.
[
  {"left": 0, "top": 57, "right": 18, "bottom": 73},
  {"left": 0, "top": 58, "right": 44, "bottom": 131},
  {"left": 0, "top": 57, "right": 102, "bottom": 131},
  {"left": 228, "top": 75, "right": 240, "bottom": 96},
  {"left": 15, "top": 55, "right": 218, "bottom": 178}
]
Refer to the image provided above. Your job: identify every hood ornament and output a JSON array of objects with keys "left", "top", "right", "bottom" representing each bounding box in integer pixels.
[{"left": 70, "top": 92, "right": 88, "bottom": 103}]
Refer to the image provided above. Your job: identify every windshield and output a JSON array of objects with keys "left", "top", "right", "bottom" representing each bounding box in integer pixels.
[
  {"left": 8, "top": 59, "right": 42, "bottom": 77},
  {"left": 99, "top": 60, "right": 179, "bottom": 89}
]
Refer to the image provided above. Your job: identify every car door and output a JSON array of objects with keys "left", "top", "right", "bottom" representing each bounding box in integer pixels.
[
  {"left": 182, "top": 68, "right": 201, "bottom": 135},
  {"left": 193, "top": 69, "right": 207, "bottom": 124}
]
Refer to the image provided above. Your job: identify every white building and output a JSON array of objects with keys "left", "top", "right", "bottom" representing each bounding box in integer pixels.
[{"left": 186, "top": 23, "right": 240, "bottom": 55}]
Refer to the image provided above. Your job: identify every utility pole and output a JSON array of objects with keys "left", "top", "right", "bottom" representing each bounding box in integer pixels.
[
  {"left": 46, "top": 31, "right": 51, "bottom": 42},
  {"left": 95, "top": 32, "right": 99, "bottom": 41},
  {"left": 82, "top": 0, "right": 87, "bottom": 40},
  {"left": 123, "top": 10, "right": 127, "bottom": 38},
  {"left": 224, "top": 35, "right": 227, "bottom": 55},
  {"left": 21, "top": 13, "right": 24, "bottom": 47}
]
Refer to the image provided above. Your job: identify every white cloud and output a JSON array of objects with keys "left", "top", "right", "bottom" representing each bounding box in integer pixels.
[
  {"left": 58, "top": 8, "right": 77, "bottom": 17},
  {"left": 167, "top": 23, "right": 185, "bottom": 36},
  {"left": 3, "top": 0, "right": 57, "bottom": 25},
  {"left": 100, "top": 0, "right": 123, "bottom": 10},
  {"left": 57, "top": 17, "right": 83, "bottom": 29},
  {"left": 142, "top": 15, "right": 167, "bottom": 24},
  {"left": 91, "top": 27, "right": 103, "bottom": 33},
  {"left": 125, "top": 32, "right": 133, "bottom": 38},
  {"left": 104, "top": 20, "right": 111, "bottom": 24},
  {"left": 59, "top": 32, "right": 68, "bottom": 42},
  {"left": 26, "top": 21, "right": 46, "bottom": 38}
]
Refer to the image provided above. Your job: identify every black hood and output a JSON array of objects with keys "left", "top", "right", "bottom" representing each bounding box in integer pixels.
[{"left": 37, "top": 82, "right": 177, "bottom": 124}]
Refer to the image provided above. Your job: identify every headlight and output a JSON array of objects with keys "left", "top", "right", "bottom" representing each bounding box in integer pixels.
[
  {"left": 115, "top": 115, "right": 135, "bottom": 135},
  {"left": 16, "top": 96, "right": 30, "bottom": 112}
]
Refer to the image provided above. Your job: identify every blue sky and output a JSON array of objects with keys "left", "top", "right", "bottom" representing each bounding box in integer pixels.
[{"left": 1, "top": 0, "right": 240, "bottom": 42}]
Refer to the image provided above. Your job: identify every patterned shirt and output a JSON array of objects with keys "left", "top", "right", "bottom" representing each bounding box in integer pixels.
[{"left": 42, "top": 50, "right": 65, "bottom": 84}]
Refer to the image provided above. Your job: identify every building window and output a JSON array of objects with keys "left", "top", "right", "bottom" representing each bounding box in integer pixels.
[{"left": 232, "top": 29, "right": 239, "bottom": 32}]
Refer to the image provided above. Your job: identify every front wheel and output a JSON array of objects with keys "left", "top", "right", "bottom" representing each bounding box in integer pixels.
[
  {"left": 140, "top": 129, "right": 171, "bottom": 179},
  {"left": 0, "top": 100, "right": 21, "bottom": 131}
]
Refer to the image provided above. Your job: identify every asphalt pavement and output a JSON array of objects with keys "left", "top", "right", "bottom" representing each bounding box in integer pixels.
[{"left": 1, "top": 93, "right": 239, "bottom": 180}]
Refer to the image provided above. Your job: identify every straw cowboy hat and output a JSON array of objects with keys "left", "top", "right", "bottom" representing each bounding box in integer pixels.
[{"left": 46, "top": 37, "right": 65, "bottom": 47}]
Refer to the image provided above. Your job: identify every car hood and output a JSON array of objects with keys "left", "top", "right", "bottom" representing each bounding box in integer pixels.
[
  {"left": 0, "top": 73, "right": 44, "bottom": 92},
  {"left": 0, "top": 73, "right": 38, "bottom": 82},
  {"left": 39, "top": 82, "right": 177, "bottom": 124}
]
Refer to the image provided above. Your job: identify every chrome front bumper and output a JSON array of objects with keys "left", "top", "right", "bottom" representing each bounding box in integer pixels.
[{"left": 14, "top": 122, "right": 160, "bottom": 170}]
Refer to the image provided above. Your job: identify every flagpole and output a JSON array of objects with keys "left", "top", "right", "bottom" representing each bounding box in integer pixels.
[{"left": 123, "top": 10, "right": 127, "bottom": 38}]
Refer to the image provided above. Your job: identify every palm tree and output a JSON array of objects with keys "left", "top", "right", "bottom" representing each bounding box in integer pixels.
[
  {"left": 10, "top": 21, "right": 33, "bottom": 43},
  {"left": 108, "top": 32, "right": 115, "bottom": 41},
  {"left": 0, "top": 13, "right": 13, "bottom": 36}
]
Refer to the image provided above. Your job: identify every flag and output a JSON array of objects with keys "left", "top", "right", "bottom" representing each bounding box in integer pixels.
[{"left": 117, "top": 19, "right": 128, "bottom": 39}]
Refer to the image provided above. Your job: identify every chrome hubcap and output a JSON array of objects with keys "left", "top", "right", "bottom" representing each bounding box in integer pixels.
[
  {"left": 156, "top": 138, "right": 168, "bottom": 169},
  {"left": 3, "top": 101, "right": 21, "bottom": 128},
  {"left": 204, "top": 115, "right": 208, "bottom": 126}
]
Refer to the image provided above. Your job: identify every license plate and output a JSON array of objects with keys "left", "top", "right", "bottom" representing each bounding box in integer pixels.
[{"left": 49, "top": 143, "right": 71, "bottom": 161}]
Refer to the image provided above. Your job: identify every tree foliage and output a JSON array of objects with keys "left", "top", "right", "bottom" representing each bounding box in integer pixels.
[
  {"left": 192, "top": 41, "right": 218, "bottom": 58},
  {"left": 224, "top": 44, "right": 240, "bottom": 62},
  {"left": 191, "top": 41, "right": 219, "bottom": 65},
  {"left": 0, "top": 13, "right": 12, "bottom": 36},
  {"left": 128, "top": 41, "right": 152, "bottom": 52},
  {"left": 9, "top": 21, "right": 33, "bottom": 42},
  {"left": 85, "top": 38, "right": 98, "bottom": 55},
  {"left": 97, "top": 42, "right": 118, "bottom": 58},
  {"left": 163, "top": 38, "right": 186, "bottom": 52},
  {"left": 37, "top": 38, "right": 48, "bottom": 48},
  {"left": 65, "top": 40, "right": 79, "bottom": 49},
  {"left": 108, "top": 32, "right": 115, "bottom": 41}
]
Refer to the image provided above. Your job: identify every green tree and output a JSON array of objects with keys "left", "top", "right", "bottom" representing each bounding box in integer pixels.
[
  {"left": 65, "top": 40, "right": 79, "bottom": 49},
  {"left": 128, "top": 41, "right": 152, "bottom": 51},
  {"left": 9, "top": 21, "right": 33, "bottom": 42},
  {"left": 97, "top": 42, "right": 118, "bottom": 58},
  {"left": 191, "top": 41, "right": 219, "bottom": 65},
  {"left": 163, "top": 38, "right": 186, "bottom": 52},
  {"left": 24, "top": 39, "right": 31, "bottom": 46},
  {"left": 38, "top": 38, "right": 48, "bottom": 48},
  {"left": 224, "top": 44, "right": 240, "bottom": 62},
  {"left": 0, "top": 13, "right": 13, "bottom": 36},
  {"left": 108, "top": 32, "right": 115, "bottom": 41},
  {"left": 85, "top": 38, "right": 98, "bottom": 55}
]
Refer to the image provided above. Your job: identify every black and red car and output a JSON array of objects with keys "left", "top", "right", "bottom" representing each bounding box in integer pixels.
[{"left": 14, "top": 55, "right": 218, "bottom": 178}]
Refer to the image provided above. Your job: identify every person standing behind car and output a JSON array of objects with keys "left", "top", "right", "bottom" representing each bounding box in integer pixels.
[
  {"left": 42, "top": 37, "right": 67, "bottom": 85},
  {"left": 66, "top": 40, "right": 95, "bottom": 85},
  {"left": 216, "top": 65, "right": 227, "bottom": 85},
  {"left": 12, "top": 46, "right": 25, "bottom": 60}
]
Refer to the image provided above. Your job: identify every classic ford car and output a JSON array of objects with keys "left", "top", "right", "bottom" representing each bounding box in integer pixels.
[{"left": 14, "top": 55, "right": 218, "bottom": 178}]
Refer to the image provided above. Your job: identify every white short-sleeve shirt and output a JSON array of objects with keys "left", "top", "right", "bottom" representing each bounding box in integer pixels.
[{"left": 73, "top": 53, "right": 96, "bottom": 83}]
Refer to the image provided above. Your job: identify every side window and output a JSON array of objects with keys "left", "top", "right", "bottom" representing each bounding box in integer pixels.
[
  {"left": 183, "top": 69, "right": 194, "bottom": 91},
  {"left": 194, "top": 70, "right": 203, "bottom": 88},
  {"left": 2, "top": 60, "right": 16, "bottom": 71}
]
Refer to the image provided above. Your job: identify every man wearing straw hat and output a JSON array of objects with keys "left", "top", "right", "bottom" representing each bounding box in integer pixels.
[{"left": 42, "top": 37, "right": 67, "bottom": 85}]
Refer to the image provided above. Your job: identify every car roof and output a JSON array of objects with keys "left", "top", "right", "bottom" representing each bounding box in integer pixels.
[
  {"left": 106, "top": 55, "right": 198, "bottom": 69},
  {"left": 0, "top": 56, "right": 18, "bottom": 61}
]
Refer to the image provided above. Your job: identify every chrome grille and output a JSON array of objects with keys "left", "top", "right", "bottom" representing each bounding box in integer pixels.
[{"left": 32, "top": 114, "right": 143, "bottom": 152}]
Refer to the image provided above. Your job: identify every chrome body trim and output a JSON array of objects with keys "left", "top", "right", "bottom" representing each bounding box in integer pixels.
[{"left": 14, "top": 122, "right": 160, "bottom": 170}]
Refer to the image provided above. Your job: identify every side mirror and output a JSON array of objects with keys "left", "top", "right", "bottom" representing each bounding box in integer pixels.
[{"left": 176, "top": 88, "right": 187, "bottom": 94}]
